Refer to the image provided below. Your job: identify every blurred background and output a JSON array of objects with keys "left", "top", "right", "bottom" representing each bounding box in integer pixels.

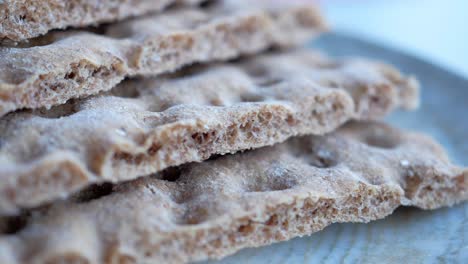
[{"left": 317, "top": 0, "right": 468, "bottom": 77}]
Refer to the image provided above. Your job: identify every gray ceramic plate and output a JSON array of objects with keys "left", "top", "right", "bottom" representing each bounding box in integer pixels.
[{"left": 206, "top": 32, "right": 468, "bottom": 264}]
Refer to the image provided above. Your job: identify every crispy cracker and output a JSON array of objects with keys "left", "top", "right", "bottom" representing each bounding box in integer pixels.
[
  {"left": 0, "top": 0, "right": 326, "bottom": 116},
  {"left": 0, "top": 0, "right": 205, "bottom": 42},
  {"left": 0, "top": 50, "right": 419, "bottom": 215},
  {"left": 0, "top": 122, "right": 465, "bottom": 263}
]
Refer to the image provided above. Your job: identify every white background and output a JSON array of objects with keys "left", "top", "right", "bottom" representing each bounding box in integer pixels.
[{"left": 319, "top": 0, "right": 468, "bottom": 77}]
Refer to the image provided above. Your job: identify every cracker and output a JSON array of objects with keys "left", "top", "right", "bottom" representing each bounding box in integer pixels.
[
  {"left": 0, "top": 0, "right": 205, "bottom": 42},
  {"left": 0, "top": 122, "right": 465, "bottom": 263},
  {"left": 0, "top": 50, "right": 419, "bottom": 215},
  {"left": 236, "top": 50, "right": 420, "bottom": 115},
  {"left": 0, "top": 0, "right": 326, "bottom": 116}
]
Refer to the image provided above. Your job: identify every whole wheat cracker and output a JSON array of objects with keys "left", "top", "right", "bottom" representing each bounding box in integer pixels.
[
  {"left": 0, "top": 50, "right": 419, "bottom": 216},
  {"left": 0, "top": 0, "right": 205, "bottom": 42},
  {"left": 0, "top": 0, "right": 326, "bottom": 116},
  {"left": 0, "top": 122, "right": 465, "bottom": 264}
]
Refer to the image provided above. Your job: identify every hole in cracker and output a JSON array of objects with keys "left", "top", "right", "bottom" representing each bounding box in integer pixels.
[
  {"left": 247, "top": 71, "right": 282, "bottom": 88},
  {"left": 247, "top": 173, "right": 297, "bottom": 192},
  {"left": 166, "top": 63, "right": 207, "bottom": 79},
  {"left": 309, "top": 148, "right": 338, "bottom": 168},
  {"left": 257, "top": 77, "right": 283, "bottom": 87},
  {"left": 243, "top": 62, "right": 284, "bottom": 87},
  {"left": 0, "top": 212, "right": 30, "bottom": 235},
  {"left": 239, "top": 92, "right": 264, "bottom": 103},
  {"left": 206, "top": 154, "right": 224, "bottom": 162},
  {"left": 244, "top": 65, "right": 267, "bottom": 78},
  {"left": 268, "top": 181, "right": 294, "bottom": 191},
  {"left": 290, "top": 137, "right": 339, "bottom": 169},
  {"left": 71, "top": 182, "right": 114, "bottom": 203},
  {"left": 33, "top": 100, "right": 79, "bottom": 119},
  {"left": 28, "top": 62, "right": 119, "bottom": 114},
  {"left": 3, "top": 32, "right": 60, "bottom": 48},
  {"left": 108, "top": 80, "right": 141, "bottom": 98},
  {"left": 238, "top": 221, "right": 255, "bottom": 234},
  {"left": 404, "top": 173, "right": 425, "bottom": 200},
  {"left": 160, "top": 167, "right": 183, "bottom": 182},
  {"left": 198, "top": 0, "right": 217, "bottom": 9},
  {"left": 363, "top": 131, "right": 400, "bottom": 149},
  {"left": 208, "top": 97, "right": 224, "bottom": 106},
  {"left": 18, "top": 14, "right": 27, "bottom": 22},
  {"left": 191, "top": 130, "right": 218, "bottom": 146},
  {"left": 62, "top": 63, "right": 115, "bottom": 84},
  {"left": 342, "top": 122, "right": 401, "bottom": 149}
]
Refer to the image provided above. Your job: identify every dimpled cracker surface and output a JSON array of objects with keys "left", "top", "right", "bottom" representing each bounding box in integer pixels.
[
  {"left": 0, "top": 0, "right": 205, "bottom": 42},
  {"left": 0, "top": 0, "right": 326, "bottom": 116},
  {"left": 0, "top": 122, "right": 465, "bottom": 264},
  {"left": 0, "top": 50, "right": 419, "bottom": 215}
]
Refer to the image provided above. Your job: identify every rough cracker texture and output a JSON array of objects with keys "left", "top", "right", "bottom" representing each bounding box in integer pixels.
[
  {"left": 0, "top": 122, "right": 465, "bottom": 264},
  {"left": 0, "top": 50, "right": 419, "bottom": 216},
  {"left": 0, "top": 0, "right": 327, "bottom": 116},
  {"left": 0, "top": 0, "right": 205, "bottom": 42}
]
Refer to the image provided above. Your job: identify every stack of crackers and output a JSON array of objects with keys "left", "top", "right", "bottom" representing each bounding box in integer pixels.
[{"left": 0, "top": 1, "right": 466, "bottom": 263}]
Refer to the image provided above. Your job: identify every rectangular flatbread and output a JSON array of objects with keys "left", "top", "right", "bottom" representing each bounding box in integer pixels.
[
  {"left": 0, "top": 0, "right": 205, "bottom": 42},
  {"left": 0, "top": 122, "right": 465, "bottom": 263},
  {"left": 0, "top": 50, "right": 419, "bottom": 215},
  {"left": 0, "top": 0, "right": 326, "bottom": 116}
]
